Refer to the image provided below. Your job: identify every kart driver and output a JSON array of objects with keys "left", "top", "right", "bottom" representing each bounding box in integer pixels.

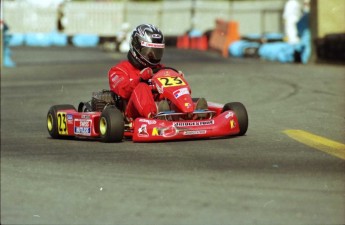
[
  {"left": 108, "top": 24, "right": 207, "bottom": 120},
  {"left": 108, "top": 24, "right": 169, "bottom": 120}
]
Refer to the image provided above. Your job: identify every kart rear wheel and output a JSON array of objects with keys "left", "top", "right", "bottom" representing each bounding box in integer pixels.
[
  {"left": 99, "top": 106, "right": 124, "bottom": 143},
  {"left": 47, "top": 104, "right": 76, "bottom": 139},
  {"left": 222, "top": 102, "right": 248, "bottom": 136}
]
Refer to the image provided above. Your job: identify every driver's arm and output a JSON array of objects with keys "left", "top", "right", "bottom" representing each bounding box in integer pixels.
[{"left": 108, "top": 66, "right": 139, "bottom": 99}]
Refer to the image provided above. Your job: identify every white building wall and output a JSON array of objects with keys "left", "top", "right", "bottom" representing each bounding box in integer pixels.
[
  {"left": 4, "top": 1, "right": 58, "bottom": 33},
  {"left": 63, "top": 2, "right": 124, "bottom": 36},
  {"left": 3, "top": 0, "right": 286, "bottom": 37}
]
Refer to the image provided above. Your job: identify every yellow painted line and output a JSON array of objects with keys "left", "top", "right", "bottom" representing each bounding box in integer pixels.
[{"left": 283, "top": 129, "right": 345, "bottom": 160}]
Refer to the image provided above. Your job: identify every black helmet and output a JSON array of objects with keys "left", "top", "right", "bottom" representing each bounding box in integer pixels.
[{"left": 128, "top": 24, "right": 165, "bottom": 69}]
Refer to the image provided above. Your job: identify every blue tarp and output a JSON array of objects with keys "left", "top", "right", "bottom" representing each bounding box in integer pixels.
[
  {"left": 3, "top": 46, "right": 16, "bottom": 67},
  {"left": 258, "top": 42, "right": 296, "bottom": 63},
  {"left": 229, "top": 13, "right": 311, "bottom": 64},
  {"left": 258, "top": 26, "right": 311, "bottom": 64},
  {"left": 50, "top": 31, "right": 68, "bottom": 46},
  {"left": 300, "top": 29, "right": 311, "bottom": 64},
  {"left": 230, "top": 33, "right": 284, "bottom": 58},
  {"left": 24, "top": 31, "right": 68, "bottom": 47},
  {"left": 229, "top": 40, "right": 260, "bottom": 57},
  {"left": 9, "top": 32, "right": 98, "bottom": 48},
  {"left": 9, "top": 33, "right": 25, "bottom": 46},
  {"left": 188, "top": 29, "right": 203, "bottom": 37},
  {"left": 25, "top": 33, "right": 53, "bottom": 47},
  {"left": 242, "top": 33, "right": 284, "bottom": 41},
  {"left": 3, "top": 24, "right": 16, "bottom": 67},
  {"left": 72, "top": 34, "right": 99, "bottom": 47},
  {"left": 264, "top": 33, "right": 284, "bottom": 40},
  {"left": 9, "top": 31, "right": 68, "bottom": 47}
]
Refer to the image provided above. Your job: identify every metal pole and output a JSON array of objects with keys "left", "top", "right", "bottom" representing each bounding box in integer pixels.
[
  {"left": 190, "top": 0, "right": 196, "bottom": 32},
  {"left": 123, "top": 0, "right": 128, "bottom": 24},
  {"left": 229, "top": 0, "right": 234, "bottom": 21},
  {"left": 309, "top": 0, "right": 318, "bottom": 62}
]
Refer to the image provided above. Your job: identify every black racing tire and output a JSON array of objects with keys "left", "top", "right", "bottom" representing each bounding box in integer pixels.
[
  {"left": 222, "top": 102, "right": 248, "bottom": 136},
  {"left": 99, "top": 106, "right": 124, "bottom": 143},
  {"left": 47, "top": 104, "right": 76, "bottom": 139},
  {"left": 192, "top": 97, "right": 200, "bottom": 103}
]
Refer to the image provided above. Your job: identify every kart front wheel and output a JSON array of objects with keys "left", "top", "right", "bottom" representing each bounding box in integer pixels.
[
  {"left": 99, "top": 106, "right": 124, "bottom": 142},
  {"left": 47, "top": 104, "right": 76, "bottom": 139},
  {"left": 222, "top": 102, "right": 248, "bottom": 136}
]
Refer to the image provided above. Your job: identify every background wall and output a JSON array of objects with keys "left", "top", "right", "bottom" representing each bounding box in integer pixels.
[
  {"left": 317, "top": 0, "right": 345, "bottom": 38},
  {"left": 3, "top": 0, "right": 285, "bottom": 37}
]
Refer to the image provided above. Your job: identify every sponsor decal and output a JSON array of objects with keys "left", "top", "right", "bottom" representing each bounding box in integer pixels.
[
  {"left": 152, "top": 127, "right": 160, "bottom": 136},
  {"left": 151, "top": 126, "right": 179, "bottom": 137},
  {"left": 225, "top": 111, "right": 234, "bottom": 119},
  {"left": 173, "top": 87, "right": 189, "bottom": 99},
  {"left": 155, "top": 83, "right": 163, "bottom": 94},
  {"left": 67, "top": 114, "right": 73, "bottom": 124},
  {"left": 208, "top": 102, "right": 224, "bottom": 108},
  {"left": 183, "top": 130, "right": 207, "bottom": 135},
  {"left": 173, "top": 120, "right": 214, "bottom": 127},
  {"left": 151, "top": 34, "right": 162, "bottom": 39},
  {"left": 161, "top": 126, "right": 178, "bottom": 137},
  {"left": 81, "top": 114, "right": 91, "bottom": 119},
  {"left": 75, "top": 127, "right": 91, "bottom": 135},
  {"left": 141, "top": 41, "right": 165, "bottom": 48},
  {"left": 138, "top": 124, "right": 149, "bottom": 137},
  {"left": 74, "top": 119, "right": 92, "bottom": 136},
  {"left": 230, "top": 119, "right": 236, "bottom": 129},
  {"left": 111, "top": 74, "right": 124, "bottom": 88},
  {"left": 138, "top": 119, "right": 157, "bottom": 125},
  {"left": 184, "top": 102, "right": 192, "bottom": 109}
]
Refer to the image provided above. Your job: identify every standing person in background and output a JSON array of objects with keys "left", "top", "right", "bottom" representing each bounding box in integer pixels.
[
  {"left": 283, "top": 0, "right": 302, "bottom": 44},
  {"left": 57, "top": 1, "right": 66, "bottom": 32},
  {"left": 1, "top": 20, "right": 16, "bottom": 67}
]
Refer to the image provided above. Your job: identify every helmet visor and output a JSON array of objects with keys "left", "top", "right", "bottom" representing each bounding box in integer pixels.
[{"left": 139, "top": 41, "right": 165, "bottom": 64}]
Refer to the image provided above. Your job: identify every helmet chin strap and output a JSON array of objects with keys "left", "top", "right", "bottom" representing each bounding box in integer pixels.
[
  {"left": 127, "top": 50, "right": 159, "bottom": 70},
  {"left": 127, "top": 51, "right": 146, "bottom": 70}
]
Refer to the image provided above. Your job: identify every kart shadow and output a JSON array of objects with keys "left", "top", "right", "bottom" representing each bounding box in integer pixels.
[
  {"left": 46, "top": 135, "right": 243, "bottom": 144},
  {"left": 126, "top": 135, "right": 242, "bottom": 144}
]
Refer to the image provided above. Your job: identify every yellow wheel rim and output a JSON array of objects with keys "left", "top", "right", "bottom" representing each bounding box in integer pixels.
[
  {"left": 100, "top": 117, "right": 107, "bottom": 135},
  {"left": 47, "top": 114, "right": 53, "bottom": 132}
]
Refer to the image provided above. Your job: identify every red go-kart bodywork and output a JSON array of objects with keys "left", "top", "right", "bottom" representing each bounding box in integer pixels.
[{"left": 47, "top": 68, "right": 248, "bottom": 142}]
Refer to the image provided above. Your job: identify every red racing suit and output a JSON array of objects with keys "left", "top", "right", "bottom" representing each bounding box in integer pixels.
[{"left": 108, "top": 61, "right": 162, "bottom": 119}]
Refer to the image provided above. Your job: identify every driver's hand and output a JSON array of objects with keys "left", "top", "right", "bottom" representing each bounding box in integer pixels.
[{"left": 139, "top": 67, "right": 153, "bottom": 81}]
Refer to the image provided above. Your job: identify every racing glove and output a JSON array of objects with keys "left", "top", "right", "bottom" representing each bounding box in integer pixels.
[{"left": 139, "top": 67, "right": 153, "bottom": 81}]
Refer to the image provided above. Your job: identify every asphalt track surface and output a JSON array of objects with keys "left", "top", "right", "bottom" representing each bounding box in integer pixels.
[{"left": 1, "top": 46, "right": 345, "bottom": 225}]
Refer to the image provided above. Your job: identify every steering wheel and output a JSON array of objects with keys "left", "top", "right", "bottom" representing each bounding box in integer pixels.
[
  {"left": 152, "top": 67, "right": 179, "bottom": 74},
  {"left": 141, "top": 67, "right": 181, "bottom": 85}
]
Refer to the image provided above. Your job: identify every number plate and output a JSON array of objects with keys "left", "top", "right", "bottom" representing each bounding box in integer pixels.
[
  {"left": 157, "top": 76, "right": 186, "bottom": 87},
  {"left": 57, "top": 112, "right": 68, "bottom": 135}
]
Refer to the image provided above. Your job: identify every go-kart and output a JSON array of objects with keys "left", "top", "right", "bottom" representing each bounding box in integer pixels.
[{"left": 47, "top": 67, "right": 248, "bottom": 142}]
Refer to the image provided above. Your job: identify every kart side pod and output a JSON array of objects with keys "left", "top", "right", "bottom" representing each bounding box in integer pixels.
[{"left": 132, "top": 111, "right": 241, "bottom": 142}]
